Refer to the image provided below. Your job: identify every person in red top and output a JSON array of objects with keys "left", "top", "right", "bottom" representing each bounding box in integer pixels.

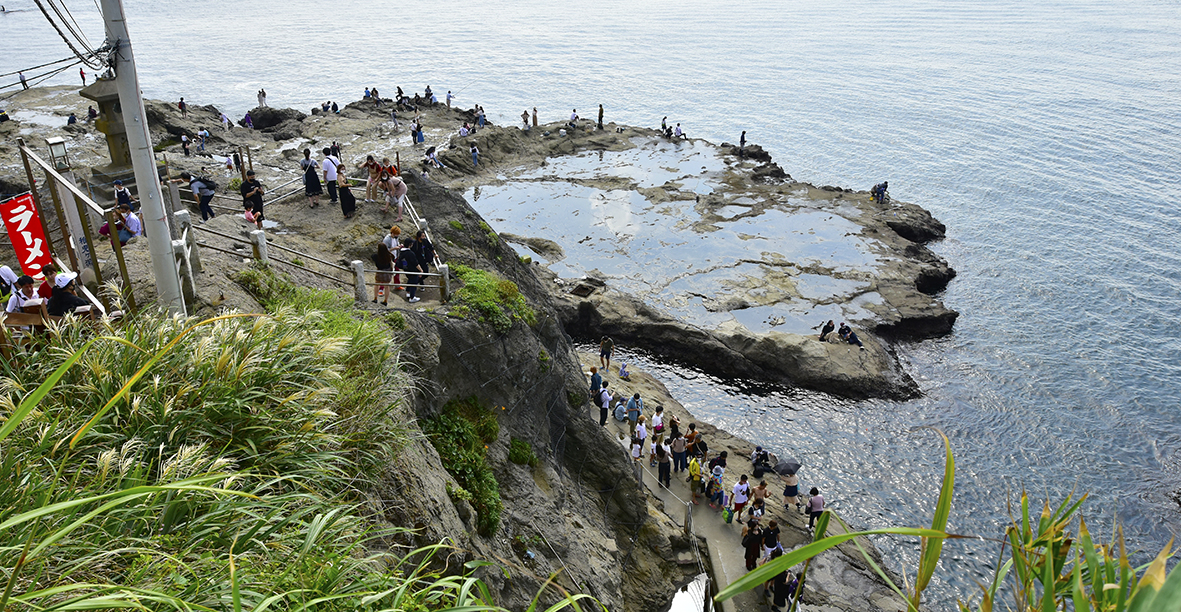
[{"left": 37, "top": 264, "right": 58, "bottom": 300}]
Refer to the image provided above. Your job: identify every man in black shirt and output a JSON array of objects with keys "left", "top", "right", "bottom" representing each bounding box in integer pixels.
[
  {"left": 47, "top": 272, "right": 91, "bottom": 317},
  {"left": 240, "top": 170, "right": 265, "bottom": 230},
  {"left": 397, "top": 238, "right": 425, "bottom": 303}
]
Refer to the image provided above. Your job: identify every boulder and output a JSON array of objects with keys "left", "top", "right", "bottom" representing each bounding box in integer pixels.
[{"left": 244, "top": 106, "right": 306, "bottom": 130}]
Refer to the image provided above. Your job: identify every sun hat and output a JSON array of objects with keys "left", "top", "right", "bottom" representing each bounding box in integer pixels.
[{"left": 55, "top": 271, "right": 78, "bottom": 288}]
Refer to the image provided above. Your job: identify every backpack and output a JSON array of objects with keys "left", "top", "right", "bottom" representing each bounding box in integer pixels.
[{"left": 195, "top": 176, "right": 219, "bottom": 192}]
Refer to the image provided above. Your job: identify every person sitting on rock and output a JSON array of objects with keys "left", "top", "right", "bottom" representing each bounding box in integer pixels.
[
  {"left": 846, "top": 328, "right": 865, "bottom": 349},
  {"left": 618, "top": 362, "right": 631, "bottom": 380},
  {"left": 819, "top": 319, "right": 835, "bottom": 341},
  {"left": 838, "top": 322, "right": 851, "bottom": 340}
]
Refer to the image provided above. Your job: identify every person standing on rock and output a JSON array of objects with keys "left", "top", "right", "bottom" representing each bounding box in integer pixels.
[
  {"left": 336, "top": 163, "right": 356, "bottom": 219},
  {"left": 181, "top": 133, "right": 190, "bottom": 156},
  {"left": 806, "top": 487, "right": 825, "bottom": 531},
  {"left": 240, "top": 170, "right": 265, "bottom": 230},
  {"left": 634, "top": 415, "right": 648, "bottom": 457},
  {"left": 372, "top": 241, "right": 394, "bottom": 304},
  {"left": 19, "top": 71, "right": 28, "bottom": 90},
  {"left": 670, "top": 432, "right": 687, "bottom": 473},
  {"left": 532, "top": 107, "right": 538, "bottom": 127},
  {"left": 446, "top": 90, "right": 454, "bottom": 107},
  {"left": 470, "top": 142, "right": 479, "bottom": 167},
  {"left": 300, "top": 149, "right": 323, "bottom": 208},
  {"left": 739, "top": 131, "right": 747, "bottom": 158},
  {"left": 258, "top": 89, "right": 267, "bottom": 107},
  {"left": 220, "top": 112, "right": 231, "bottom": 131},
  {"left": 364, "top": 155, "right": 381, "bottom": 203},
  {"left": 568, "top": 109, "right": 579, "bottom": 129},
  {"left": 197, "top": 128, "right": 209, "bottom": 152},
  {"left": 321, "top": 147, "right": 341, "bottom": 206},
  {"left": 782, "top": 470, "right": 801, "bottom": 514},
  {"left": 599, "top": 335, "right": 614, "bottom": 370},
  {"left": 598, "top": 104, "right": 604, "bottom": 130},
  {"left": 79, "top": 67, "right": 86, "bottom": 85},
  {"left": 589, "top": 365, "right": 602, "bottom": 396},
  {"left": 178, "top": 97, "right": 188, "bottom": 119}
]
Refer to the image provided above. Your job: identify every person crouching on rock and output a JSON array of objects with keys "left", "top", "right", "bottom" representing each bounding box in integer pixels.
[{"left": 819, "top": 319, "right": 835, "bottom": 341}]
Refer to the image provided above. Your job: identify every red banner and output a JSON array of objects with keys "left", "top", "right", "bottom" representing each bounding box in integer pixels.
[{"left": 1, "top": 193, "right": 54, "bottom": 279}]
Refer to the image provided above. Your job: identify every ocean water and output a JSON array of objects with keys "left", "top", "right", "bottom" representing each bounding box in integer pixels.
[{"left": 4, "top": 0, "right": 1181, "bottom": 604}]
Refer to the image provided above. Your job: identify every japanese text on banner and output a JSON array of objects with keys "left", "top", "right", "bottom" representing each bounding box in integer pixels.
[{"left": 1, "top": 193, "right": 54, "bottom": 278}]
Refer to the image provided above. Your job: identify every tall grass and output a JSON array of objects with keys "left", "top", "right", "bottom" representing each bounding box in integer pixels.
[
  {"left": 0, "top": 274, "right": 603, "bottom": 612},
  {"left": 714, "top": 431, "right": 1180, "bottom": 612}
]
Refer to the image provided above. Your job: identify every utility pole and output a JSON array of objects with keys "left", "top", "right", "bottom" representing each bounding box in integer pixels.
[{"left": 99, "top": 0, "right": 185, "bottom": 315}]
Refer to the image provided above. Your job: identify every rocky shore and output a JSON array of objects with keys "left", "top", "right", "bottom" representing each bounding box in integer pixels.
[{"left": 1, "top": 85, "right": 953, "bottom": 611}]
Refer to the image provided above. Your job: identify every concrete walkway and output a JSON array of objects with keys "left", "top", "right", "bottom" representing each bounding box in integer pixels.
[{"left": 605, "top": 419, "right": 765, "bottom": 612}]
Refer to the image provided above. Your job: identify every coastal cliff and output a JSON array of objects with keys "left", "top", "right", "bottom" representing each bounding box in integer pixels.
[{"left": 1, "top": 85, "right": 950, "bottom": 611}]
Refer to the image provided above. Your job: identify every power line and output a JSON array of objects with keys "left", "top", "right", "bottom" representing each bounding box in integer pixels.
[
  {"left": 55, "top": 0, "right": 95, "bottom": 49},
  {"left": 0, "top": 59, "right": 83, "bottom": 101},
  {"left": 0, "top": 55, "right": 78, "bottom": 79},
  {"left": 32, "top": 0, "right": 105, "bottom": 69}
]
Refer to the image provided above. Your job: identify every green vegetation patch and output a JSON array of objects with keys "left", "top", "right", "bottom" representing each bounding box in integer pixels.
[
  {"left": 422, "top": 397, "right": 502, "bottom": 536},
  {"left": 449, "top": 220, "right": 464, "bottom": 231},
  {"left": 508, "top": 438, "right": 539, "bottom": 467},
  {"left": 449, "top": 264, "right": 536, "bottom": 334}
]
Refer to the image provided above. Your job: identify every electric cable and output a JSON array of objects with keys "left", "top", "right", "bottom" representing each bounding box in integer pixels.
[
  {"left": 32, "top": 0, "right": 104, "bottom": 69},
  {"left": 0, "top": 55, "right": 78, "bottom": 79}
]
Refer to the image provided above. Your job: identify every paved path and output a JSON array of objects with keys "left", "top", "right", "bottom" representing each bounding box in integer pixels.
[{"left": 604, "top": 418, "right": 765, "bottom": 612}]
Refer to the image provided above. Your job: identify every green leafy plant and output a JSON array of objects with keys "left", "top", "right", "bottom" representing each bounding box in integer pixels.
[
  {"left": 227, "top": 177, "right": 243, "bottom": 192},
  {"left": 449, "top": 220, "right": 464, "bottom": 231},
  {"left": 479, "top": 221, "right": 498, "bottom": 243},
  {"left": 538, "top": 348, "right": 551, "bottom": 372},
  {"left": 422, "top": 397, "right": 502, "bottom": 536},
  {"left": 509, "top": 438, "right": 539, "bottom": 467},
  {"left": 450, "top": 264, "right": 536, "bottom": 334},
  {"left": 291, "top": 257, "right": 305, "bottom": 267}
]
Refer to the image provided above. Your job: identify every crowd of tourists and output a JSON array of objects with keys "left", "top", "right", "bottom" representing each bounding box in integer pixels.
[{"left": 588, "top": 336, "right": 832, "bottom": 612}]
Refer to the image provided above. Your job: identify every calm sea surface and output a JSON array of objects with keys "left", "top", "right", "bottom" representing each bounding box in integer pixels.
[{"left": 4, "top": 0, "right": 1181, "bottom": 604}]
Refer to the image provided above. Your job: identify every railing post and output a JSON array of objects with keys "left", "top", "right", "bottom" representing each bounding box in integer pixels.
[
  {"left": 17, "top": 139, "right": 58, "bottom": 261},
  {"left": 438, "top": 263, "right": 450, "bottom": 302},
  {"left": 104, "top": 209, "right": 137, "bottom": 312},
  {"left": 164, "top": 181, "right": 182, "bottom": 240},
  {"left": 250, "top": 229, "right": 269, "bottom": 264},
  {"left": 350, "top": 260, "right": 367, "bottom": 303},
  {"left": 176, "top": 210, "right": 201, "bottom": 273}
]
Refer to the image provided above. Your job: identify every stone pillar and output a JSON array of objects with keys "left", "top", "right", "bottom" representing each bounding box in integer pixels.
[
  {"left": 250, "top": 229, "right": 269, "bottom": 264},
  {"left": 351, "top": 260, "right": 367, "bottom": 303}
]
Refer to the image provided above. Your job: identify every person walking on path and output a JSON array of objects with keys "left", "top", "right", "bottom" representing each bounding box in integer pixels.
[
  {"left": 762, "top": 519, "right": 782, "bottom": 562},
  {"left": 599, "top": 335, "right": 614, "bottom": 370},
  {"left": 634, "top": 416, "right": 648, "bottom": 457},
  {"left": 598, "top": 104, "right": 604, "bottom": 130},
  {"left": 688, "top": 454, "right": 703, "bottom": 504},
  {"left": 240, "top": 170, "right": 265, "bottom": 230},
  {"left": 656, "top": 443, "right": 671, "bottom": 488},
  {"left": 782, "top": 470, "right": 801, "bottom": 513},
  {"left": 197, "top": 128, "right": 208, "bottom": 152},
  {"left": 380, "top": 173, "right": 407, "bottom": 221},
  {"left": 321, "top": 147, "right": 340, "bottom": 205},
  {"left": 739, "top": 130, "right": 747, "bottom": 158},
  {"left": 731, "top": 474, "right": 752, "bottom": 521},
  {"left": 742, "top": 519, "right": 764, "bottom": 571},
  {"left": 397, "top": 238, "right": 425, "bottom": 303},
  {"left": 178, "top": 172, "right": 216, "bottom": 222},
  {"left": 626, "top": 393, "right": 643, "bottom": 436},
  {"left": 372, "top": 242, "right": 394, "bottom": 304},
  {"left": 596, "top": 381, "right": 611, "bottom": 427},
  {"left": 300, "top": 149, "right": 322, "bottom": 208},
  {"left": 19, "top": 72, "right": 28, "bottom": 90},
  {"left": 752, "top": 479, "right": 769, "bottom": 515},
  {"left": 589, "top": 366, "right": 602, "bottom": 396},
  {"left": 337, "top": 163, "right": 357, "bottom": 218},
  {"left": 806, "top": 487, "right": 825, "bottom": 530},
  {"left": 670, "top": 432, "right": 687, "bottom": 473}
]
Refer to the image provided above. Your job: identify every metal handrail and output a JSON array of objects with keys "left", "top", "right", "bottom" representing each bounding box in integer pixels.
[
  {"left": 18, "top": 146, "right": 111, "bottom": 217},
  {"left": 264, "top": 241, "right": 352, "bottom": 273}
]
